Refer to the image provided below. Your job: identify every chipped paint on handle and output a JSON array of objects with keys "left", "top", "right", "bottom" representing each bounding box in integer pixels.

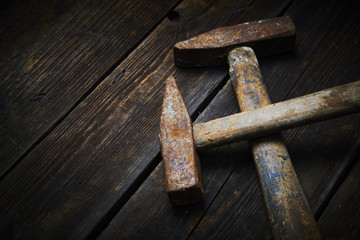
[
  {"left": 160, "top": 76, "right": 204, "bottom": 206},
  {"left": 174, "top": 16, "right": 296, "bottom": 67},
  {"left": 228, "top": 47, "right": 321, "bottom": 239},
  {"left": 193, "top": 80, "right": 360, "bottom": 149}
]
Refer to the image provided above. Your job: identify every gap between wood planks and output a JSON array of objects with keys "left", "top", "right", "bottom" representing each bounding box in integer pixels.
[
  {"left": 314, "top": 143, "right": 360, "bottom": 220},
  {"left": 0, "top": 0, "right": 184, "bottom": 182}
]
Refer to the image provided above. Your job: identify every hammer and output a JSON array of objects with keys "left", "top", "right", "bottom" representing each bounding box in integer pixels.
[{"left": 160, "top": 16, "right": 359, "bottom": 238}]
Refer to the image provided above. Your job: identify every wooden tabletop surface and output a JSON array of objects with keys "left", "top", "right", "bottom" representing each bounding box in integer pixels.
[{"left": 1, "top": 0, "right": 359, "bottom": 239}]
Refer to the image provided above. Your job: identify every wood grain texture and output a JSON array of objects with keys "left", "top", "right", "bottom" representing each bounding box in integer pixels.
[
  {"left": 96, "top": 0, "right": 360, "bottom": 239},
  {"left": 0, "top": 0, "right": 180, "bottom": 176}
]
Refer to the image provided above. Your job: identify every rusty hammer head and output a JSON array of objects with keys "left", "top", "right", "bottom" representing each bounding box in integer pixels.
[
  {"left": 160, "top": 76, "right": 203, "bottom": 206},
  {"left": 160, "top": 16, "right": 296, "bottom": 206},
  {"left": 174, "top": 16, "right": 296, "bottom": 67}
]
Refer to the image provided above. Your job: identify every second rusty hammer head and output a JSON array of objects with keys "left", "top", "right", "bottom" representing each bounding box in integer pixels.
[
  {"left": 174, "top": 16, "right": 296, "bottom": 67},
  {"left": 160, "top": 76, "right": 204, "bottom": 206}
]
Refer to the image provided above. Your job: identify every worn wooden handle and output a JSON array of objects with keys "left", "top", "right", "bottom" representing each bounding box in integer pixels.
[
  {"left": 228, "top": 47, "right": 321, "bottom": 239},
  {"left": 193, "top": 80, "right": 360, "bottom": 149}
]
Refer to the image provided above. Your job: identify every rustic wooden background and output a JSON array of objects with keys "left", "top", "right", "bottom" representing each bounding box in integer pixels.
[{"left": 0, "top": 0, "right": 359, "bottom": 239}]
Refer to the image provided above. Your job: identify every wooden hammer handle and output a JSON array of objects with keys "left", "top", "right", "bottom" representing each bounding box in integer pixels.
[
  {"left": 193, "top": 80, "right": 360, "bottom": 149},
  {"left": 228, "top": 47, "right": 321, "bottom": 239}
]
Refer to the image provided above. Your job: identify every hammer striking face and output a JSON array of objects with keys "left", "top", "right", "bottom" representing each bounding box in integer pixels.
[{"left": 160, "top": 76, "right": 204, "bottom": 205}]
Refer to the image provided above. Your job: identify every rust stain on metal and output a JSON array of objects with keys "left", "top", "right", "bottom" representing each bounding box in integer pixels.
[
  {"left": 174, "top": 16, "right": 296, "bottom": 67},
  {"left": 160, "top": 76, "right": 203, "bottom": 205}
]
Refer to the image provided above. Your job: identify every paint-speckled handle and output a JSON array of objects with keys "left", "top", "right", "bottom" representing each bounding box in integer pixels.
[{"left": 228, "top": 47, "right": 321, "bottom": 239}]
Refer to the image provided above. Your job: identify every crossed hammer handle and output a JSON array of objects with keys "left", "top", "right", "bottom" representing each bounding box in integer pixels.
[{"left": 228, "top": 47, "right": 320, "bottom": 239}]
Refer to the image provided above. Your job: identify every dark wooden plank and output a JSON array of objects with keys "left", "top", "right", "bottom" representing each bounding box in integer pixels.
[
  {"left": 318, "top": 154, "right": 360, "bottom": 240},
  {"left": 98, "top": 0, "right": 360, "bottom": 239},
  {"left": 0, "top": 0, "right": 180, "bottom": 176},
  {"left": 0, "top": 0, "right": 260, "bottom": 239}
]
